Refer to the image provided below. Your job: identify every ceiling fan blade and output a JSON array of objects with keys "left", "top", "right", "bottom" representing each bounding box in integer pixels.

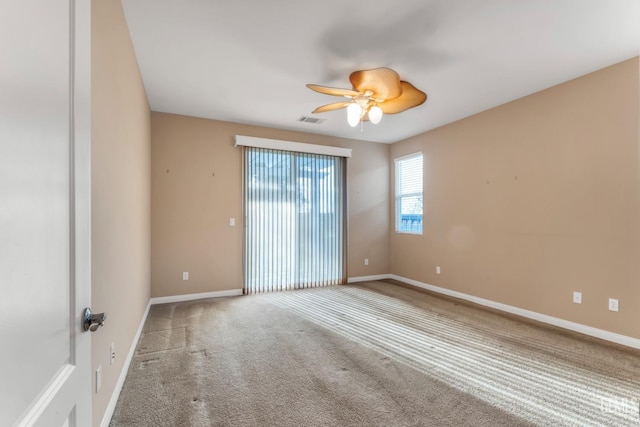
[
  {"left": 306, "top": 84, "right": 359, "bottom": 97},
  {"left": 312, "top": 102, "right": 352, "bottom": 113},
  {"left": 349, "top": 68, "right": 402, "bottom": 100},
  {"left": 379, "top": 81, "right": 427, "bottom": 114}
]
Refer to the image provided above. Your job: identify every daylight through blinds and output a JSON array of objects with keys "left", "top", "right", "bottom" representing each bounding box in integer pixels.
[
  {"left": 243, "top": 147, "right": 346, "bottom": 294},
  {"left": 395, "top": 153, "right": 423, "bottom": 233}
]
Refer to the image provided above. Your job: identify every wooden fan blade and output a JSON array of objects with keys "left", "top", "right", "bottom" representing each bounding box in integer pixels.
[
  {"left": 306, "top": 84, "right": 359, "bottom": 97},
  {"left": 349, "top": 68, "right": 402, "bottom": 100},
  {"left": 379, "top": 81, "right": 427, "bottom": 114},
  {"left": 312, "top": 102, "right": 352, "bottom": 113}
]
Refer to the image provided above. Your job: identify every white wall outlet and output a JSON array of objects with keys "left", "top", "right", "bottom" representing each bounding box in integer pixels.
[
  {"left": 364, "top": 258, "right": 369, "bottom": 266},
  {"left": 229, "top": 218, "right": 235, "bottom": 226},
  {"left": 96, "top": 365, "right": 101, "bottom": 393},
  {"left": 110, "top": 342, "right": 116, "bottom": 365},
  {"left": 608, "top": 298, "right": 619, "bottom": 312},
  {"left": 436, "top": 266, "right": 441, "bottom": 275},
  {"left": 182, "top": 271, "right": 189, "bottom": 280},
  {"left": 573, "top": 291, "right": 582, "bottom": 304}
]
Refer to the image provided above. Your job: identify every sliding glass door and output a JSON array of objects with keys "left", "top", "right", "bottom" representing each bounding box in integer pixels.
[{"left": 243, "top": 147, "right": 346, "bottom": 294}]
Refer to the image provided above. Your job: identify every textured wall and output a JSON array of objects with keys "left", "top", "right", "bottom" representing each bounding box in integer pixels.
[
  {"left": 151, "top": 113, "right": 389, "bottom": 297},
  {"left": 390, "top": 57, "right": 640, "bottom": 338},
  {"left": 91, "top": 0, "right": 151, "bottom": 425}
]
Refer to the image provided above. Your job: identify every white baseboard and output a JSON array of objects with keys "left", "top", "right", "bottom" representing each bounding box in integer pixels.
[
  {"left": 150, "top": 289, "right": 243, "bottom": 305},
  {"left": 348, "top": 274, "right": 392, "bottom": 283},
  {"left": 389, "top": 274, "right": 640, "bottom": 350},
  {"left": 100, "top": 300, "right": 151, "bottom": 427}
]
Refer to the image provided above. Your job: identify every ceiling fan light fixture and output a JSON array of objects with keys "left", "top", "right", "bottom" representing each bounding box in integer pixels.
[
  {"left": 307, "top": 67, "right": 427, "bottom": 129},
  {"left": 368, "top": 105, "right": 383, "bottom": 124},
  {"left": 347, "top": 103, "right": 362, "bottom": 127}
]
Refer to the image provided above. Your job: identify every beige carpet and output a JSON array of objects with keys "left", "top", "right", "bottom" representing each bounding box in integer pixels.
[{"left": 110, "top": 281, "right": 640, "bottom": 426}]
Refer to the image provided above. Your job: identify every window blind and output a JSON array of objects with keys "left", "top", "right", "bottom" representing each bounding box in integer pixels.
[
  {"left": 395, "top": 152, "right": 423, "bottom": 234},
  {"left": 243, "top": 147, "right": 346, "bottom": 294}
]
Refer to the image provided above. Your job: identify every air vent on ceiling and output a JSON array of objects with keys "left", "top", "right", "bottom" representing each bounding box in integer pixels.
[{"left": 297, "top": 116, "right": 325, "bottom": 125}]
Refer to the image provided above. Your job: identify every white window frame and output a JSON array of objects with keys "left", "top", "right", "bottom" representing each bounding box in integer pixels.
[{"left": 395, "top": 152, "right": 423, "bottom": 235}]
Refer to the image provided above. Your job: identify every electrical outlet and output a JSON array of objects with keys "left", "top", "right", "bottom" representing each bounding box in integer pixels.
[
  {"left": 364, "top": 258, "right": 369, "bottom": 266},
  {"left": 436, "top": 266, "right": 441, "bottom": 275},
  {"left": 110, "top": 342, "right": 116, "bottom": 365},
  {"left": 573, "top": 291, "right": 582, "bottom": 304},
  {"left": 96, "top": 365, "right": 101, "bottom": 393},
  {"left": 608, "top": 298, "right": 619, "bottom": 312},
  {"left": 229, "top": 218, "right": 235, "bottom": 226},
  {"left": 183, "top": 272, "right": 189, "bottom": 281}
]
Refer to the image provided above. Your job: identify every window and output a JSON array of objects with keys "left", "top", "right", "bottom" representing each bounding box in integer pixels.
[
  {"left": 395, "top": 152, "right": 423, "bottom": 234},
  {"left": 243, "top": 146, "right": 346, "bottom": 294}
]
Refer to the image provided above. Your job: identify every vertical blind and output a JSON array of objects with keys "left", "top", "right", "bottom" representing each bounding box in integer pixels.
[
  {"left": 243, "top": 147, "right": 346, "bottom": 294},
  {"left": 395, "top": 152, "right": 423, "bottom": 234}
]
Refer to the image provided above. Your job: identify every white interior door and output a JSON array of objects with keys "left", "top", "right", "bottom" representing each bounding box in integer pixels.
[{"left": 0, "top": 1, "right": 92, "bottom": 426}]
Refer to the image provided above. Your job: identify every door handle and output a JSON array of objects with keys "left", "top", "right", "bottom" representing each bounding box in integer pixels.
[{"left": 83, "top": 307, "right": 107, "bottom": 332}]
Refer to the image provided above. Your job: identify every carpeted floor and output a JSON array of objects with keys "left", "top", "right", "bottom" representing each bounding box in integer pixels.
[{"left": 110, "top": 281, "right": 640, "bottom": 426}]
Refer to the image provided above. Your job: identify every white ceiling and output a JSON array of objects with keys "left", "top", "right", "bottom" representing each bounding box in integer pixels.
[{"left": 121, "top": 0, "right": 639, "bottom": 144}]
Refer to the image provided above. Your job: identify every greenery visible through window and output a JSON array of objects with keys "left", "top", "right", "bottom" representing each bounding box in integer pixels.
[{"left": 395, "top": 152, "right": 423, "bottom": 234}]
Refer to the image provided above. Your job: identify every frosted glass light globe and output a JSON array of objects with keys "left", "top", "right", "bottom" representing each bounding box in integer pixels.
[
  {"left": 368, "top": 105, "right": 383, "bottom": 124},
  {"left": 347, "top": 103, "right": 361, "bottom": 127}
]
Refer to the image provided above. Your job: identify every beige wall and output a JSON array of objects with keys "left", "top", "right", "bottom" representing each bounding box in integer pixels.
[
  {"left": 91, "top": 1, "right": 151, "bottom": 425},
  {"left": 151, "top": 113, "right": 389, "bottom": 297},
  {"left": 390, "top": 57, "right": 640, "bottom": 338}
]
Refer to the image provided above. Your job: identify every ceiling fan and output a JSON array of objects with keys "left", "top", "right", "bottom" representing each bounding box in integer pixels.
[{"left": 306, "top": 67, "right": 427, "bottom": 127}]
